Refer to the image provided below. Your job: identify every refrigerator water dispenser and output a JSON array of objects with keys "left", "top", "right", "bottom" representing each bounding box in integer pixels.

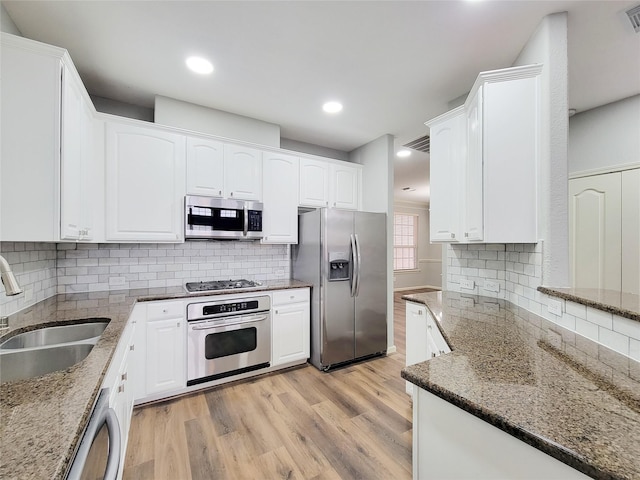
[{"left": 328, "top": 252, "right": 350, "bottom": 281}]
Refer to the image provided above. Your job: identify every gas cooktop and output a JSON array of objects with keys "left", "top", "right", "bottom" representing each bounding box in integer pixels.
[{"left": 185, "top": 279, "right": 262, "bottom": 293}]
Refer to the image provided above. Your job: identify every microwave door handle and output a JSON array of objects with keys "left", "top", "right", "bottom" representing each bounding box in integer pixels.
[{"left": 243, "top": 204, "right": 248, "bottom": 237}]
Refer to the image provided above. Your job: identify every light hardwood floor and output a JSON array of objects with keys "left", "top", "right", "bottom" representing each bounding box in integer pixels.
[{"left": 123, "top": 289, "right": 435, "bottom": 480}]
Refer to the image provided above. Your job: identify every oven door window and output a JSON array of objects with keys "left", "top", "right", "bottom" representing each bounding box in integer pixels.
[{"left": 205, "top": 328, "right": 257, "bottom": 359}]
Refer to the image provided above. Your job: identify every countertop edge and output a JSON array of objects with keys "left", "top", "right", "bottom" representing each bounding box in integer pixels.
[{"left": 537, "top": 286, "right": 640, "bottom": 322}]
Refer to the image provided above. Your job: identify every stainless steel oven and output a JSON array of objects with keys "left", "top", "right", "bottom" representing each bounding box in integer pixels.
[{"left": 187, "top": 295, "right": 271, "bottom": 386}]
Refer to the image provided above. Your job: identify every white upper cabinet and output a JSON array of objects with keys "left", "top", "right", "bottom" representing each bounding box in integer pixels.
[
  {"left": 186, "top": 139, "right": 262, "bottom": 201},
  {"left": 299, "top": 158, "right": 330, "bottom": 207},
  {"left": 299, "top": 157, "right": 361, "bottom": 210},
  {"left": 60, "top": 68, "right": 95, "bottom": 241},
  {"left": 262, "top": 152, "right": 299, "bottom": 244},
  {"left": 0, "top": 33, "right": 100, "bottom": 242},
  {"left": 329, "top": 162, "right": 360, "bottom": 210},
  {"left": 186, "top": 137, "right": 224, "bottom": 197},
  {"left": 223, "top": 144, "right": 262, "bottom": 201},
  {"left": 427, "top": 63, "right": 542, "bottom": 243},
  {"left": 106, "top": 121, "right": 186, "bottom": 242},
  {"left": 427, "top": 107, "right": 465, "bottom": 242}
]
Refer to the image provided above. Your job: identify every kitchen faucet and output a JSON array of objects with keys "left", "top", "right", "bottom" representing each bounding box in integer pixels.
[{"left": 0, "top": 254, "right": 23, "bottom": 296}]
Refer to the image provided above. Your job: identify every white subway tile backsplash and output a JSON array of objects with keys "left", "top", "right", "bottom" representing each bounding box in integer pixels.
[
  {"left": 576, "top": 318, "right": 599, "bottom": 342},
  {"left": 599, "top": 327, "right": 630, "bottom": 356},
  {"left": 586, "top": 307, "right": 613, "bottom": 329},
  {"left": 613, "top": 315, "right": 640, "bottom": 341},
  {"left": 630, "top": 339, "right": 640, "bottom": 362}
]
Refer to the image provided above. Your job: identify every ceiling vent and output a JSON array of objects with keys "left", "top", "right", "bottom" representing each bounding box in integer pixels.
[
  {"left": 403, "top": 135, "right": 430, "bottom": 153},
  {"left": 627, "top": 4, "right": 640, "bottom": 33}
]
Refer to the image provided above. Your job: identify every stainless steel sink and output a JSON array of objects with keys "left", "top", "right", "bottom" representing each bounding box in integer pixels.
[
  {"left": 0, "top": 321, "right": 108, "bottom": 350},
  {"left": 0, "top": 343, "right": 95, "bottom": 384}
]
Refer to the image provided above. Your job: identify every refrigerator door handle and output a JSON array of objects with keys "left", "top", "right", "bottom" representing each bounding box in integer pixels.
[
  {"left": 350, "top": 234, "right": 357, "bottom": 297},
  {"left": 354, "top": 233, "right": 362, "bottom": 297}
]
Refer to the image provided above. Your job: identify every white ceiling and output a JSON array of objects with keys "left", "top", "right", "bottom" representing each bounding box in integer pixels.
[{"left": 3, "top": 1, "right": 639, "bottom": 205}]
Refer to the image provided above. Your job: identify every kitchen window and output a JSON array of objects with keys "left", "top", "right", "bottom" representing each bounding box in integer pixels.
[{"left": 393, "top": 213, "right": 418, "bottom": 271}]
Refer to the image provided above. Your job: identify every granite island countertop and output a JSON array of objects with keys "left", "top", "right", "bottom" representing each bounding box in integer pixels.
[
  {"left": 0, "top": 279, "right": 311, "bottom": 480},
  {"left": 401, "top": 291, "right": 640, "bottom": 480}
]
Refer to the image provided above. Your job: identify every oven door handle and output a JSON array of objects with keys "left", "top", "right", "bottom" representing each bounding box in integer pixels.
[{"left": 190, "top": 314, "right": 268, "bottom": 330}]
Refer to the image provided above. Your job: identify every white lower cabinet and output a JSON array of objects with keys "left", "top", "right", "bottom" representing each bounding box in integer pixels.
[
  {"left": 412, "top": 387, "right": 590, "bottom": 480},
  {"left": 133, "top": 300, "right": 186, "bottom": 402},
  {"left": 102, "top": 314, "right": 137, "bottom": 480},
  {"left": 271, "top": 289, "right": 310, "bottom": 366},
  {"left": 405, "top": 301, "right": 450, "bottom": 395}
]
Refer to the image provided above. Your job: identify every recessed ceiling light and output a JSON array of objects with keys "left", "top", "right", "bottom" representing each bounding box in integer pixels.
[
  {"left": 323, "top": 101, "right": 343, "bottom": 114},
  {"left": 396, "top": 150, "right": 411, "bottom": 158},
  {"left": 186, "top": 56, "right": 214, "bottom": 74}
]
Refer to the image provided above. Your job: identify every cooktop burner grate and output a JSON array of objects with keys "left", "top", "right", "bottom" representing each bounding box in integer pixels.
[{"left": 185, "top": 279, "right": 262, "bottom": 292}]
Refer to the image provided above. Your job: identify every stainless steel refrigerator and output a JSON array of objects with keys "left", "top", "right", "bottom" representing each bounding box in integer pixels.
[{"left": 292, "top": 208, "right": 387, "bottom": 370}]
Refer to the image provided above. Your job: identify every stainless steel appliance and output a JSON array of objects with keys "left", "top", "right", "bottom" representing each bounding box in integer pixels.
[
  {"left": 292, "top": 208, "right": 387, "bottom": 371},
  {"left": 66, "top": 388, "right": 121, "bottom": 480},
  {"left": 187, "top": 295, "right": 271, "bottom": 385},
  {"left": 185, "top": 279, "right": 262, "bottom": 293},
  {"left": 185, "top": 195, "right": 263, "bottom": 240}
]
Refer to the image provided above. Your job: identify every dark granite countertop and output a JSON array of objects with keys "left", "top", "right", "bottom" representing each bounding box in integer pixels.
[
  {"left": 0, "top": 280, "right": 311, "bottom": 480},
  {"left": 538, "top": 286, "right": 640, "bottom": 322},
  {"left": 402, "top": 291, "right": 640, "bottom": 480}
]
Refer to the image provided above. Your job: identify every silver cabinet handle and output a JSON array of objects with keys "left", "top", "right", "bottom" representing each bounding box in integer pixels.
[
  {"left": 121, "top": 372, "right": 127, "bottom": 381},
  {"left": 451, "top": 233, "right": 455, "bottom": 239}
]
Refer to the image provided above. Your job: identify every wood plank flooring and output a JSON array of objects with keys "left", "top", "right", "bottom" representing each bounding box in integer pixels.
[{"left": 123, "top": 289, "right": 436, "bottom": 480}]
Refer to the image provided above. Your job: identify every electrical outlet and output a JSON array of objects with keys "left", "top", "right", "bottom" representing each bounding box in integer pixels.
[
  {"left": 547, "top": 299, "right": 563, "bottom": 316},
  {"left": 109, "top": 276, "right": 126, "bottom": 286},
  {"left": 484, "top": 302, "right": 500, "bottom": 314},
  {"left": 460, "top": 296, "right": 476, "bottom": 308},
  {"left": 484, "top": 280, "right": 500, "bottom": 293},
  {"left": 460, "top": 279, "right": 475, "bottom": 290}
]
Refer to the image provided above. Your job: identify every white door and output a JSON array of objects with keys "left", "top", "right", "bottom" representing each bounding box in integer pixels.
[
  {"left": 405, "top": 302, "right": 428, "bottom": 394},
  {"left": 330, "top": 163, "right": 360, "bottom": 210},
  {"left": 105, "top": 122, "right": 186, "bottom": 242},
  {"left": 186, "top": 137, "right": 224, "bottom": 197},
  {"left": 145, "top": 317, "right": 186, "bottom": 395},
  {"left": 262, "top": 152, "right": 299, "bottom": 244},
  {"left": 223, "top": 144, "right": 262, "bottom": 201},
  {"left": 299, "top": 158, "right": 329, "bottom": 207},
  {"left": 622, "top": 169, "right": 640, "bottom": 294},
  {"left": 428, "top": 109, "right": 464, "bottom": 242},
  {"left": 569, "top": 173, "right": 622, "bottom": 290}
]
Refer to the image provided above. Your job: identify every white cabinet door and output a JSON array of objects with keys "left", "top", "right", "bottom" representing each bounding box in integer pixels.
[
  {"left": 272, "top": 289, "right": 310, "bottom": 366},
  {"left": 428, "top": 108, "right": 464, "bottom": 242},
  {"left": 145, "top": 316, "right": 186, "bottom": 396},
  {"left": 464, "top": 88, "right": 484, "bottom": 241},
  {"left": 299, "top": 158, "right": 329, "bottom": 207},
  {"left": 105, "top": 122, "right": 186, "bottom": 242},
  {"left": 60, "top": 68, "right": 94, "bottom": 241},
  {"left": 272, "top": 302, "right": 310, "bottom": 366},
  {"left": 569, "top": 173, "right": 622, "bottom": 290},
  {"left": 622, "top": 169, "right": 640, "bottom": 294},
  {"left": 224, "top": 144, "right": 262, "bottom": 201},
  {"left": 262, "top": 152, "right": 299, "bottom": 244},
  {"left": 186, "top": 136, "right": 224, "bottom": 197},
  {"left": 406, "top": 302, "right": 428, "bottom": 394},
  {"left": 330, "top": 163, "right": 360, "bottom": 210}
]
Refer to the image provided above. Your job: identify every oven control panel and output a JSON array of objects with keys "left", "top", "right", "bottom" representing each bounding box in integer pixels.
[{"left": 187, "top": 295, "right": 270, "bottom": 321}]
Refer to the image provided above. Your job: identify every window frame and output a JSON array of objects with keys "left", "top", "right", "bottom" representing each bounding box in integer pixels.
[{"left": 393, "top": 212, "right": 419, "bottom": 272}]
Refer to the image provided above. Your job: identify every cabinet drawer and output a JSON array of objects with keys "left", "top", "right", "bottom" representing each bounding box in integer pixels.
[
  {"left": 146, "top": 301, "right": 184, "bottom": 321},
  {"left": 272, "top": 288, "right": 310, "bottom": 305}
]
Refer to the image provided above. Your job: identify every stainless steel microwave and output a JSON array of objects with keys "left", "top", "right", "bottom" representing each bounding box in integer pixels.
[{"left": 185, "top": 195, "right": 263, "bottom": 240}]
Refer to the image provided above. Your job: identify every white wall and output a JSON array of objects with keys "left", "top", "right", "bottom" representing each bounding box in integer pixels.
[
  {"left": 569, "top": 95, "right": 640, "bottom": 175},
  {"left": 154, "top": 95, "right": 280, "bottom": 147},
  {"left": 91, "top": 95, "right": 154, "bottom": 122},
  {"left": 349, "top": 134, "right": 395, "bottom": 352},
  {"left": 0, "top": 3, "right": 20, "bottom": 35},
  {"left": 393, "top": 201, "right": 441, "bottom": 290},
  {"left": 280, "top": 138, "right": 349, "bottom": 162},
  {"left": 513, "top": 12, "right": 569, "bottom": 287}
]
